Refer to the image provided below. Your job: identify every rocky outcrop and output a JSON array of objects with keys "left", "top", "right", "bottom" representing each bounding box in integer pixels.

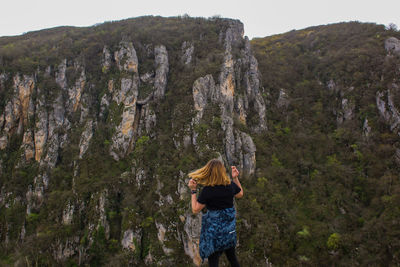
[
  {"left": 21, "top": 130, "right": 35, "bottom": 161},
  {"left": 114, "top": 42, "right": 139, "bottom": 73},
  {"left": 14, "top": 75, "right": 35, "bottom": 129},
  {"left": 385, "top": 37, "right": 400, "bottom": 55},
  {"left": 102, "top": 46, "right": 112, "bottom": 72},
  {"left": 192, "top": 74, "right": 217, "bottom": 124},
  {"left": 155, "top": 221, "right": 174, "bottom": 255},
  {"left": 235, "top": 130, "right": 257, "bottom": 177},
  {"left": 25, "top": 60, "right": 72, "bottom": 213},
  {"left": 240, "top": 37, "right": 267, "bottom": 132},
  {"left": 182, "top": 213, "right": 202, "bottom": 267},
  {"left": 34, "top": 90, "right": 48, "bottom": 162},
  {"left": 220, "top": 19, "right": 244, "bottom": 48},
  {"left": 337, "top": 98, "right": 355, "bottom": 124},
  {"left": 110, "top": 77, "right": 139, "bottom": 160},
  {"left": 181, "top": 41, "right": 194, "bottom": 65},
  {"left": 189, "top": 22, "right": 264, "bottom": 177},
  {"left": 121, "top": 229, "right": 142, "bottom": 252},
  {"left": 62, "top": 202, "right": 75, "bottom": 225},
  {"left": 377, "top": 86, "right": 400, "bottom": 135},
  {"left": 110, "top": 43, "right": 140, "bottom": 160},
  {"left": 79, "top": 119, "right": 94, "bottom": 159},
  {"left": 97, "top": 191, "right": 110, "bottom": 239},
  {"left": 67, "top": 66, "right": 86, "bottom": 113},
  {"left": 140, "top": 71, "right": 154, "bottom": 84},
  {"left": 99, "top": 80, "right": 114, "bottom": 119},
  {"left": 363, "top": 118, "right": 371, "bottom": 137},
  {"left": 56, "top": 59, "right": 68, "bottom": 89},
  {"left": 153, "top": 45, "right": 169, "bottom": 100},
  {"left": 395, "top": 149, "right": 400, "bottom": 166},
  {"left": 137, "top": 105, "right": 156, "bottom": 138},
  {"left": 277, "top": 89, "right": 290, "bottom": 109},
  {"left": 109, "top": 42, "right": 168, "bottom": 160},
  {"left": 53, "top": 237, "right": 79, "bottom": 261},
  {"left": 0, "top": 74, "right": 35, "bottom": 149},
  {"left": 26, "top": 183, "right": 44, "bottom": 214}
]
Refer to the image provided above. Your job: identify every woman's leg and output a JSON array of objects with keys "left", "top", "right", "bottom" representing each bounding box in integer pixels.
[
  {"left": 208, "top": 250, "right": 222, "bottom": 267},
  {"left": 224, "top": 246, "right": 240, "bottom": 267}
]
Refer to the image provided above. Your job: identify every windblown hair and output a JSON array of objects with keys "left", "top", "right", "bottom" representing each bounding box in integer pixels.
[{"left": 188, "top": 159, "right": 231, "bottom": 186}]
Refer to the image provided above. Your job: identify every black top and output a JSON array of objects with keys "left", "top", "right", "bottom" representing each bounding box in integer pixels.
[{"left": 197, "top": 182, "right": 241, "bottom": 210}]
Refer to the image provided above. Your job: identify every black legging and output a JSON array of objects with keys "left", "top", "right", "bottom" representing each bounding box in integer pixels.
[{"left": 208, "top": 246, "right": 240, "bottom": 267}]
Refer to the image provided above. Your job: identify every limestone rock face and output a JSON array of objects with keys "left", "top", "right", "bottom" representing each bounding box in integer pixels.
[
  {"left": 137, "top": 105, "right": 156, "bottom": 137},
  {"left": 155, "top": 221, "right": 173, "bottom": 255},
  {"left": 34, "top": 91, "right": 48, "bottom": 162},
  {"left": 0, "top": 113, "right": 4, "bottom": 133},
  {"left": 21, "top": 130, "right": 35, "bottom": 161},
  {"left": 113, "top": 77, "right": 138, "bottom": 106},
  {"left": 102, "top": 46, "right": 112, "bottom": 72},
  {"left": 122, "top": 229, "right": 142, "bottom": 252},
  {"left": 110, "top": 43, "right": 140, "bottom": 159},
  {"left": 99, "top": 80, "right": 114, "bottom": 119},
  {"left": 189, "top": 22, "right": 266, "bottom": 177},
  {"left": 97, "top": 191, "right": 110, "bottom": 239},
  {"left": 53, "top": 237, "right": 79, "bottom": 261},
  {"left": 26, "top": 183, "right": 44, "bottom": 214},
  {"left": 337, "top": 98, "right": 355, "bottom": 124},
  {"left": 56, "top": 59, "right": 68, "bottom": 89},
  {"left": 44, "top": 93, "right": 66, "bottom": 168},
  {"left": 114, "top": 41, "right": 139, "bottom": 73},
  {"left": 221, "top": 19, "right": 244, "bottom": 49},
  {"left": 62, "top": 202, "right": 75, "bottom": 225},
  {"left": 241, "top": 37, "right": 267, "bottom": 132},
  {"left": 79, "top": 119, "right": 94, "bottom": 159},
  {"left": 236, "top": 131, "right": 257, "bottom": 177},
  {"left": 376, "top": 86, "right": 400, "bottom": 135},
  {"left": 182, "top": 213, "right": 202, "bottom": 267},
  {"left": 79, "top": 93, "right": 90, "bottom": 124},
  {"left": 67, "top": 66, "right": 86, "bottom": 113},
  {"left": 385, "top": 37, "right": 400, "bottom": 55},
  {"left": 395, "top": 149, "right": 400, "bottom": 165},
  {"left": 181, "top": 41, "right": 194, "bottom": 65},
  {"left": 277, "top": 89, "right": 290, "bottom": 109},
  {"left": 153, "top": 45, "right": 169, "bottom": 100},
  {"left": 363, "top": 118, "right": 372, "bottom": 137},
  {"left": 110, "top": 78, "right": 139, "bottom": 160},
  {"left": 192, "top": 74, "right": 217, "bottom": 123},
  {"left": 14, "top": 74, "right": 35, "bottom": 128},
  {"left": 0, "top": 74, "right": 35, "bottom": 149},
  {"left": 140, "top": 71, "right": 155, "bottom": 84}
]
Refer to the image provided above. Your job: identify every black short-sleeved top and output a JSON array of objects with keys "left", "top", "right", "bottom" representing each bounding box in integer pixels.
[{"left": 197, "top": 182, "right": 241, "bottom": 210}]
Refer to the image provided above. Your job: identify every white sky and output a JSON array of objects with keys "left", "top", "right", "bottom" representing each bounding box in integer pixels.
[{"left": 1, "top": 0, "right": 399, "bottom": 39}]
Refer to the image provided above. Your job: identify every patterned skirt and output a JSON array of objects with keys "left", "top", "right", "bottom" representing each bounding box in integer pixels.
[{"left": 199, "top": 207, "right": 237, "bottom": 260}]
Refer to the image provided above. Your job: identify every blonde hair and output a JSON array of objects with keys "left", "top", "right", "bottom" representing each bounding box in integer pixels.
[{"left": 188, "top": 159, "right": 231, "bottom": 186}]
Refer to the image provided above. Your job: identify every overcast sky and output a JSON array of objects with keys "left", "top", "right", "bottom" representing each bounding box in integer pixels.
[{"left": 1, "top": 0, "right": 399, "bottom": 39}]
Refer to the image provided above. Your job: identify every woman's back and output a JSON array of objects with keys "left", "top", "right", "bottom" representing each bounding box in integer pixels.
[{"left": 198, "top": 183, "right": 241, "bottom": 210}]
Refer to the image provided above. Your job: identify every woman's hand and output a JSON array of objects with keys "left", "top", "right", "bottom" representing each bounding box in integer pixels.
[
  {"left": 188, "top": 179, "right": 198, "bottom": 190},
  {"left": 231, "top": 166, "right": 239, "bottom": 178}
]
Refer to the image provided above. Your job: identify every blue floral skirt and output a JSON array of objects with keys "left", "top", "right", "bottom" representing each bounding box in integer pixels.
[{"left": 199, "top": 207, "right": 237, "bottom": 260}]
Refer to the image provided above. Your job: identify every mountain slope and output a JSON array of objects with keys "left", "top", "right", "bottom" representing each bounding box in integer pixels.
[
  {"left": 0, "top": 17, "right": 400, "bottom": 266},
  {"left": 0, "top": 16, "right": 266, "bottom": 266},
  {"left": 249, "top": 22, "right": 400, "bottom": 265}
]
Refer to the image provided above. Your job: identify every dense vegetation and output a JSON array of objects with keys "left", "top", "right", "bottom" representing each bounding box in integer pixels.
[
  {"left": 246, "top": 22, "right": 400, "bottom": 265},
  {"left": 0, "top": 17, "right": 400, "bottom": 266}
]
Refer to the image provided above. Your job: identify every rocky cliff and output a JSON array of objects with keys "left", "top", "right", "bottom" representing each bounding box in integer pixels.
[
  {"left": 0, "top": 17, "right": 267, "bottom": 266},
  {"left": 1, "top": 18, "right": 400, "bottom": 266}
]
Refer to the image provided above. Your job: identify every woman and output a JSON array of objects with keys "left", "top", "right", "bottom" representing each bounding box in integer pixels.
[{"left": 188, "top": 159, "right": 243, "bottom": 267}]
